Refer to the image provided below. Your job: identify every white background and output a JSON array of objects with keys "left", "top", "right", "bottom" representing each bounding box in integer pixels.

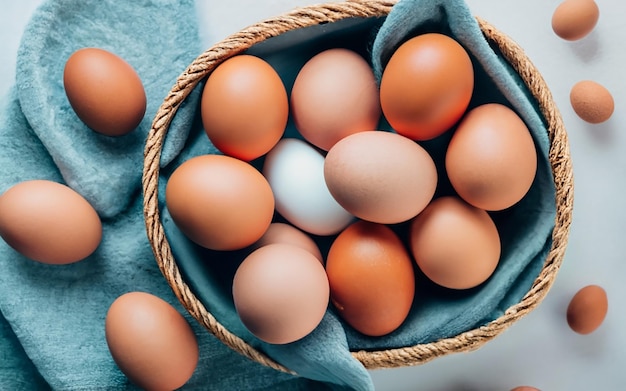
[{"left": 2, "top": 1, "right": 625, "bottom": 390}]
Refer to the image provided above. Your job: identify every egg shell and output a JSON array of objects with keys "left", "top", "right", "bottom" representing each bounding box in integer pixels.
[
  {"left": 262, "top": 138, "right": 354, "bottom": 236},
  {"left": 63, "top": 48, "right": 146, "bottom": 137},
  {"left": 409, "top": 196, "right": 501, "bottom": 290},
  {"left": 166, "top": 154, "right": 274, "bottom": 251},
  {"left": 201, "top": 55, "right": 288, "bottom": 161},
  {"left": 0, "top": 180, "right": 102, "bottom": 264},
  {"left": 566, "top": 284, "right": 608, "bottom": 334},
  {"left": 445, "top": 103, "right": 538, "bottom": 211},
  {"left": 105, "top": 292, "right": 199, "bottom": 391},
  {"left": 324, "top": 130, "right": 437, "bottom": 224},
  {"left": 232, "top": 243, "right": 330, "bottom": 344},
  {"left": 511, "top": 387, "right": 541, "bottom": 391},
  {"left": 570, "top": 80, "right": 614, "bottom": 124},
  {"left": 552, "top": 0, "right": 599, "bottom": 41},
  {"left": 253, "top": 222, "right": 323, "bottom": 263},
  {"left": 380, "top": 33, "right": 474, "bottom": 141},
  {"left": 325, "top": 221, "right": 415, "bottom": 336},
  {"left": 290, "top": 48, "right": 381, "bottom": 151}
]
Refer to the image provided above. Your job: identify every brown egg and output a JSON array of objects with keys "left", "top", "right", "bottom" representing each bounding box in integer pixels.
[
  {"left": 445, "top": 103, "right": 537, "bottom": 211},
  {"left": 380, "top": 33, "right": 474, "bottom": 141},
  {"left": 567, "top": 284, "right": 608, "bottom": 334},
  {"left": 165, "top": 154, "right": 274, "bottom": 251},
  {"left": 552, "top": 0, "right": 599, "bottom": 41},
  {"left": 570, "top": 80, "right": 614, "bottom": 124},
  {"left": 325, "top": 221, "right": 415, "bottom": 336},
  {"left": 254, "top": 222, "right": 323, "bottom": 263},
  {"left": 232, "top": 243, "right": 330, "bottom": 344},
  {"left": 0, "top": 180, "right": 102, "bottom": 264},
  {"left": 63, "top": 48, "right": 146, "bottom": 136},
  {"left": 290, "top": 48, "right": 381, "bottom": 151},
  {"left": 409, "top": 196, "right": 501, "bottom": 290},
  {"left": 105, "top": 292, "right": 199, "bottom": 391},
  {"left": 201, "top": 55, "right": 288, "bottom": 161},
  {"left": 324, "top": 130, "right": 437, "bottom": 224},
  {"left": 511, "top": 387, "right": 541, "bottom": 391}
]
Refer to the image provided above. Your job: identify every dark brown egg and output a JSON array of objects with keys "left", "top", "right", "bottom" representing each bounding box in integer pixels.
[
  {"left": 445, "top": 103, "right": 537, "bottom": 211},
  {"left": 570, "top": 80, "right": 614, "bottom": 124},
  {"left": 0, "top": 180, "right": 102, "bottom": 264},
  {"left": 325, "top": 221, "right": 415, "bottom": 336},
  {"left": 165, "top": 154, "right": 274, "bottom": 251},
  {"left": 105, "top": 292, "right": 199, "bottom": 391},
  {"left": 409, "top": 196, "right": 501, "bottom": 290},
  {"left": 567, "top": 284, "right": 608, "bottom": 334},
  {"left": 552, "top": 0, "right": 599, "bottom": 41},
  {"left": 380, "top": 33, "right": 474, "bottom": 141},
  {"left": 201, "top": 55, "right": 288, "bottom": 161},
  {"left": 63, "top": 48, "right": 146, "bottom": 136}
]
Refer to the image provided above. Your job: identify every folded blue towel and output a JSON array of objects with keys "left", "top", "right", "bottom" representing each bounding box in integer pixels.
[{"left": 0, "top": 0, "right": 557, "bottom": 390}]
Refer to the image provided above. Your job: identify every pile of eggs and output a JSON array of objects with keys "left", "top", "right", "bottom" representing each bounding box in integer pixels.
[
  {"left": 0, "top": 1, "right": 612, "bottom": 389},
  {"left": 165, "top": 32, "right": 540, "bottom": 344}
]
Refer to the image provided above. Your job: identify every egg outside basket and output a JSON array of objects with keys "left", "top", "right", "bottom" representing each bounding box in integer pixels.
[{"left": 142, "top": 0, "right": 573, "bottom": 374}]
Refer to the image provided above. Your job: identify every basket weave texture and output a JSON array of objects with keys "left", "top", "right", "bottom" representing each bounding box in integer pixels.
[{"left": 142, "top": 0, "right": 573, "bottom": 373}]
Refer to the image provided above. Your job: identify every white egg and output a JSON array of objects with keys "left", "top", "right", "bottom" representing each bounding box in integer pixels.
[{"left": 262, "top": 138, "right": 354, "bottom": 236}]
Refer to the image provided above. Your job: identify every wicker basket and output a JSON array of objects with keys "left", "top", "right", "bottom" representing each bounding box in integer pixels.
[{"left": 142, "top": 0, "right": 573, "bottom": 373}]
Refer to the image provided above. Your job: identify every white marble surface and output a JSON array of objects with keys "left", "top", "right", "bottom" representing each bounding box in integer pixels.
[{"left": 2, "top": 0, "right": 625, "bottom": 390}]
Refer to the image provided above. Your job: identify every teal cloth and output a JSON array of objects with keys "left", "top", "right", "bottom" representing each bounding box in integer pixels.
[
  {"left": 15, "top": 0, "right": 202, "bottom": 219},
  {"left": 163, "top": 0, "right": 556, "bottom": 390},
  {"left": 0, "top": 1, "right": 331, "bottom": 390},
  {"left": 0, "top": 0, "right": 557, "bottom": 391},
  {"left": 0, "top": 313, "right": 50, "bottom": 390}
]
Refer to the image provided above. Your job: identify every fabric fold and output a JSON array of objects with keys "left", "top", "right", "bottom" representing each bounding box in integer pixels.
[{"left": 15, "top": 0, "right": 201, "bottom": 218}]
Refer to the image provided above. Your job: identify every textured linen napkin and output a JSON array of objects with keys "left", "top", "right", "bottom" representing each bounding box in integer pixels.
[
  {"left": 14, "top": 0, "right": 202, "bottom": 219},
  {"left": 0, "top": 0, "right": 331, "bottom": 390},
  {"left": 164, "top": 0, "right": 557, "bottom": 390}
]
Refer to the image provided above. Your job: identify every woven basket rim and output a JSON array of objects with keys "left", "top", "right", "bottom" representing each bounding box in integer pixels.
[{"left": 142, "top": 0, "right": 573, "bottom": 373}]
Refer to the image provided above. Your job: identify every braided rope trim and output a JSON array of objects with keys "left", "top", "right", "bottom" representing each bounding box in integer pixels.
[{"left": 142, "top": 1, "right": 573, "bottom": 373}]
